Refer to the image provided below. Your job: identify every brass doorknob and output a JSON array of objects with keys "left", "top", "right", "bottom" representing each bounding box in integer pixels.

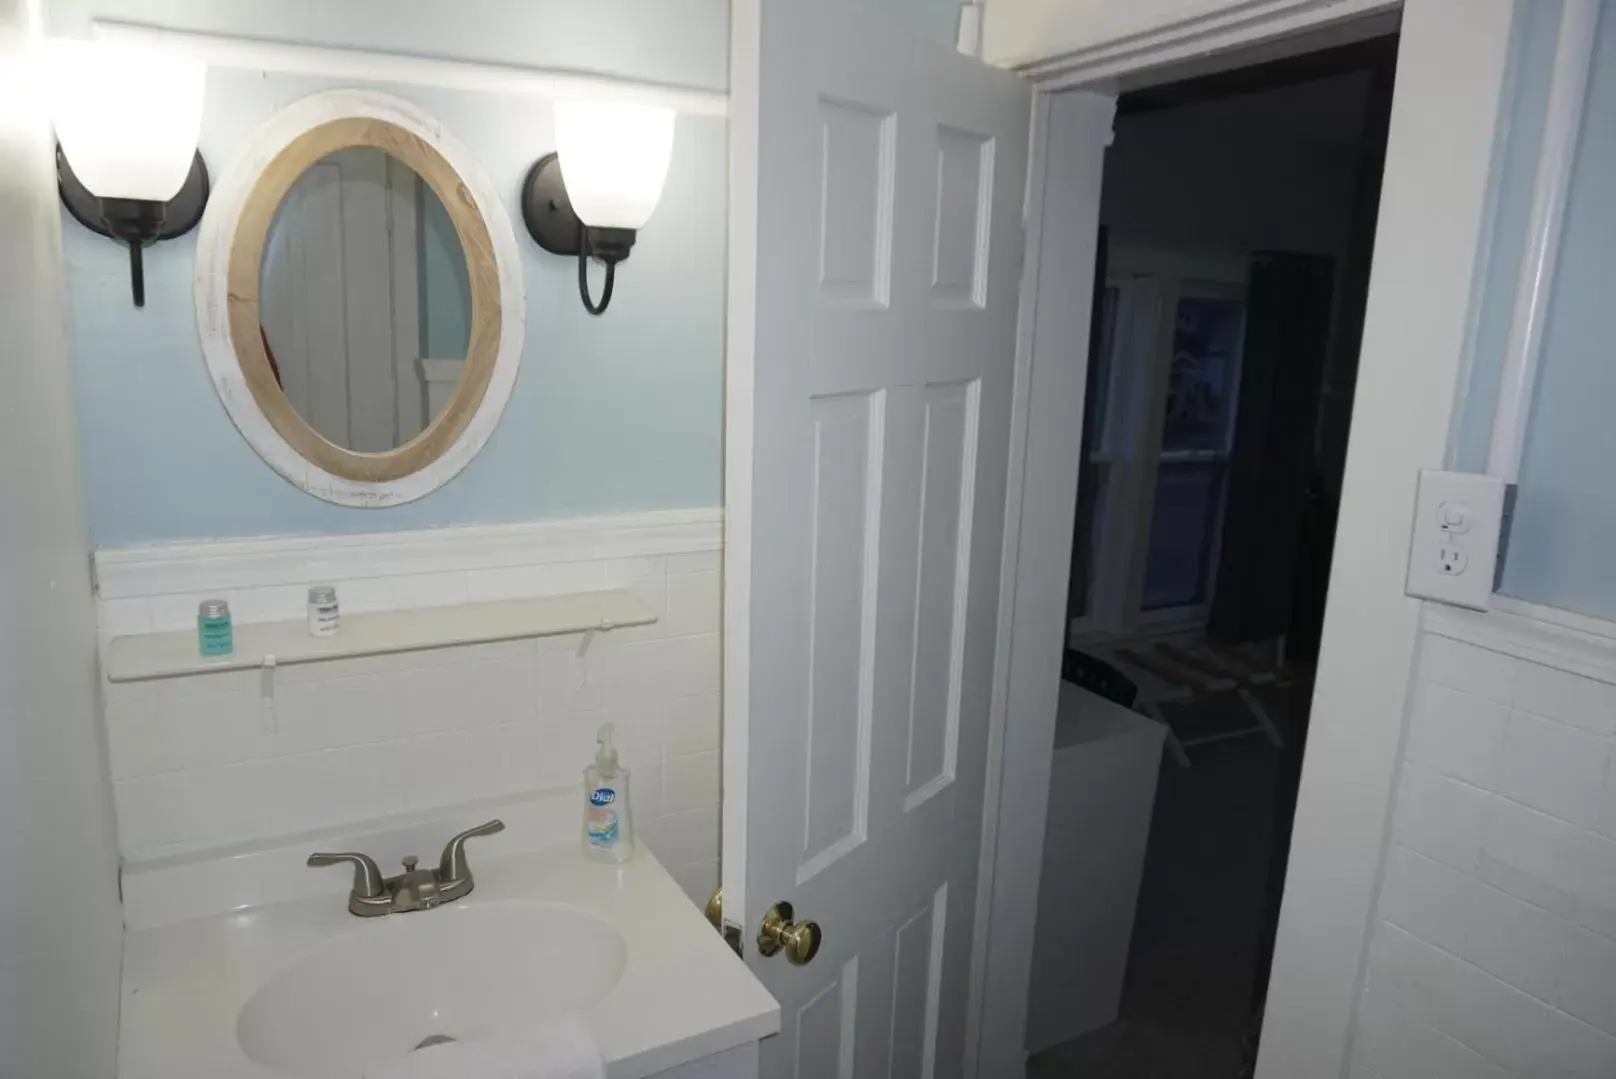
[
  {"left": 758, "top": 901, "right": 822, "bottom": 965},
  {"left": 705, "top": 887, "right": 724, "bottom": 931}
]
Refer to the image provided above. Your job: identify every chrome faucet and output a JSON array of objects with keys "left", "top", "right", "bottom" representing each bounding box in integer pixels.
[{"left": 307, "top": 819, "right": 505, "bottom": 917}]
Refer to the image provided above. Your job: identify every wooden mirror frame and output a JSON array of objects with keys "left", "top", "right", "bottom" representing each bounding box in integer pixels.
[{"left": 196, "top": 91, "right": 525, "bottom": 507}]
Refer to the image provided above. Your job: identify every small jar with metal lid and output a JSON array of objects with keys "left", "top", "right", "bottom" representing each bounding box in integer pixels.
[
  {"left": 307, "top": 585, "right": 340, "bottom": 638},
  {"left": 197, "top": 599, "right": 233, "bottom": 656}
]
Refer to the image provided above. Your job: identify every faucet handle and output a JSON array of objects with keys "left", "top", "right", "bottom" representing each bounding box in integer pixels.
[
  {"left": 306, "top": 851, "right": 386, "bottom": 899},
  {"left": 438, "top": 819, "right": 506, "bottom": 882}
]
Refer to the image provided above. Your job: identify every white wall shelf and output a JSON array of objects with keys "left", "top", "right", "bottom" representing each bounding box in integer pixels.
[{"left": 104, "top": 589, "right": 656, "bottom": 683}]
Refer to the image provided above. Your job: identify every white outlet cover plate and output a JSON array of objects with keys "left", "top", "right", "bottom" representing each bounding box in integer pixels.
[{"left": 1405, "top": 470, "right": 1506, "bottom": 611}]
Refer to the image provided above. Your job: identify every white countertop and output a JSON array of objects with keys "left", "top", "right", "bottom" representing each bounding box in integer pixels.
[{"left": 119, "top": 844, "right": 779, "bottom": 1079}]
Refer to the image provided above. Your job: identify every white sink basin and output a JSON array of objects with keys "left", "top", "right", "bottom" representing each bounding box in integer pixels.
[
  {"left": 119, "top": 832, "right": 778, "bottom": 1079},
  {"left": 236, "top": 900, "right": 628, "bottom": 1078}
]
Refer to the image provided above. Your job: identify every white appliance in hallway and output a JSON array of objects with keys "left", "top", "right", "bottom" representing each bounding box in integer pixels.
[{"left": 1025, "top": 681, "right": 1164, "bottom": 1053}]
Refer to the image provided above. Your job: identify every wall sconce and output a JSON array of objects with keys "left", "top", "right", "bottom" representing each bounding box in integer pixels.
[
  {"left": 520, "top": 100, "right": 675, "bottom": 316},
  {"left": 48, "top": 40, "right": 208, "bottom": 308}
]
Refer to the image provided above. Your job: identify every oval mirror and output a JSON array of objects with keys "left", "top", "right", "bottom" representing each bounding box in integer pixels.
[
  {"left": 259, "top": 147, "right": 473, "bottom": 453},
  {"left": 198, "top": 93, "right": 523, "bottom": 507}
]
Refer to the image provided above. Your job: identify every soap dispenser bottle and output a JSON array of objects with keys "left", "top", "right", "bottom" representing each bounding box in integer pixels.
[{"left": 583, "top": 722, "right": 635, "bottom": 862}]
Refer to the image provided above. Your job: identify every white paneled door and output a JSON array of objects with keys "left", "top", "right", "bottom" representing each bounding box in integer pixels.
[{"left": 726, "top": 0, "right": 1030, "bottom": 1074}]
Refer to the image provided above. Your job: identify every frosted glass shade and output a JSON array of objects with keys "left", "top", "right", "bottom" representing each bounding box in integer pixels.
[
  {"left": 553, "top": 100, "right": 675, "bottom": 230},
  {"left": 47, "top": 40, "right": 205, "bottom": 202}
]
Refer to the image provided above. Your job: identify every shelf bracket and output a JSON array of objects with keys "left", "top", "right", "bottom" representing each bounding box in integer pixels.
[
  {"left": 259, "top": 653, "right": 278, "bottom": 735},
  {"left": 575, "top": 627, "right": 598, "bottom": 661}
]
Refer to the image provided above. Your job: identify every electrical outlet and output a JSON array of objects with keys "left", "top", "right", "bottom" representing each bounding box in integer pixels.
[
  {"left": 1436, "top": 545, "right": 1468, "bottom": 575},
  {"left": 1406, "top": 471, "right": 1506, "bottom": 610}
]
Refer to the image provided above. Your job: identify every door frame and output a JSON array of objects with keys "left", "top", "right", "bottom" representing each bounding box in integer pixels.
[{"left": 966, "top": 3, "right": 1519, "bottom": 1078}]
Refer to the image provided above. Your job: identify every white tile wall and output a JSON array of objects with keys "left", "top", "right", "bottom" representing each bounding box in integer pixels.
[
  {"left": 1350, "top": 626, "right": 1616, "bottom": 1079},
  {"left": 94, "top": 515, "right": 723, "bottom": 908}
]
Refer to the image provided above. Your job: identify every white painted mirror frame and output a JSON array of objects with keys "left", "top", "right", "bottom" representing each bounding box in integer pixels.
[{"left": 195, "top": 89, "right": 526, "bottom": 507}]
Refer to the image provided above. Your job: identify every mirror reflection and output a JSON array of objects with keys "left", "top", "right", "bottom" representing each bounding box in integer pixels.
[{"left": 259, "top": 148, "right": 472, "bottom": 453}]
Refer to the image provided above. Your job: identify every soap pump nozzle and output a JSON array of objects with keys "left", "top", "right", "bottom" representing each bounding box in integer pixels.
[{"left": 595, "top": 722, "right": 620, "bottom": 772}]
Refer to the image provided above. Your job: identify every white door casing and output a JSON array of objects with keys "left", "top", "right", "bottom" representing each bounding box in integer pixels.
[
  {"left": 967, "top": 89, "right": 1112, "bottom": 1078},
  {"left": 725, "top": 0, "right": 1030, "bottom": 1075}
]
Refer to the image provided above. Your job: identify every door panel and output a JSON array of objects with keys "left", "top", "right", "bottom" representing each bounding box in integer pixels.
[
  {"left": 793, "top": 957, "right": 858, "bottom": 1078},
  {"left": 903, "top": 383, "right": 975, "bottom": 809},
  {"left": 818, "top": 101, "right": 895, "bottom": 306},
  {"left": 887, "top": 883, "right": 947, "bottom": 1079},
  {"left": 801, "top": 391, "right": 881, "bottom": 881},
  {"left": 727, "top": 0, "right": 1031, "bottom": 1075},
  {"left": 932, "top": 129, "right": 991, "bottom": 307}
]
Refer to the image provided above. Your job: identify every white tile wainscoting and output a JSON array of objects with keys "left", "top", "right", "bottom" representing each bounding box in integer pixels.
[
  {"left": 1349, "top": 603, "right": 1616, "bottom": 1079},
  {"left": 93, "top": 510, "right": 725, "bottom": 908}
]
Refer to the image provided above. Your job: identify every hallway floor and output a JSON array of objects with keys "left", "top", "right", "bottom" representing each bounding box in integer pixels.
[{"left": 1028, "top": 682, "right": 1309, "bottom": 1079}]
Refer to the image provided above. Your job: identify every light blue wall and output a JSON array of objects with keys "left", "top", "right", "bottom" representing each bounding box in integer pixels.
[
  {"left": 54, "top": 0, "right": 963, "bottom": 547},
  {"left": 1452, "top": 0, "right": 1559, "bottom": 473},
  {"left": 53, "top": 1, "right": 727, "bottom": 546},
  {"left": 1503, "top": 0, "right": 1616, "bottom": 615},
  {"left": 858, "top": 0, "right": 963, "bottom": 51},
  {"left": 1455, "top": 0, "right": 1616, "bottom": 619}
]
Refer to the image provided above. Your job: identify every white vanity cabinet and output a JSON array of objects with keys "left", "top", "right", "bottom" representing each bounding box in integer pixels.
[
  {"left": 1025, "top": 681, "right": 1165, "bottom": 1054},
  {"left": 115, "top": 798, "right": 777, "bottom": 1079},
  {"left": 648, "top": 1042, "right": 758, "bottom": 1078}
]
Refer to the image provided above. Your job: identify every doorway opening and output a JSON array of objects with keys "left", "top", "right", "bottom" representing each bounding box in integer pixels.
[{"left": 1025, "top": 33, "right": 1399, "bottom": 1078}]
